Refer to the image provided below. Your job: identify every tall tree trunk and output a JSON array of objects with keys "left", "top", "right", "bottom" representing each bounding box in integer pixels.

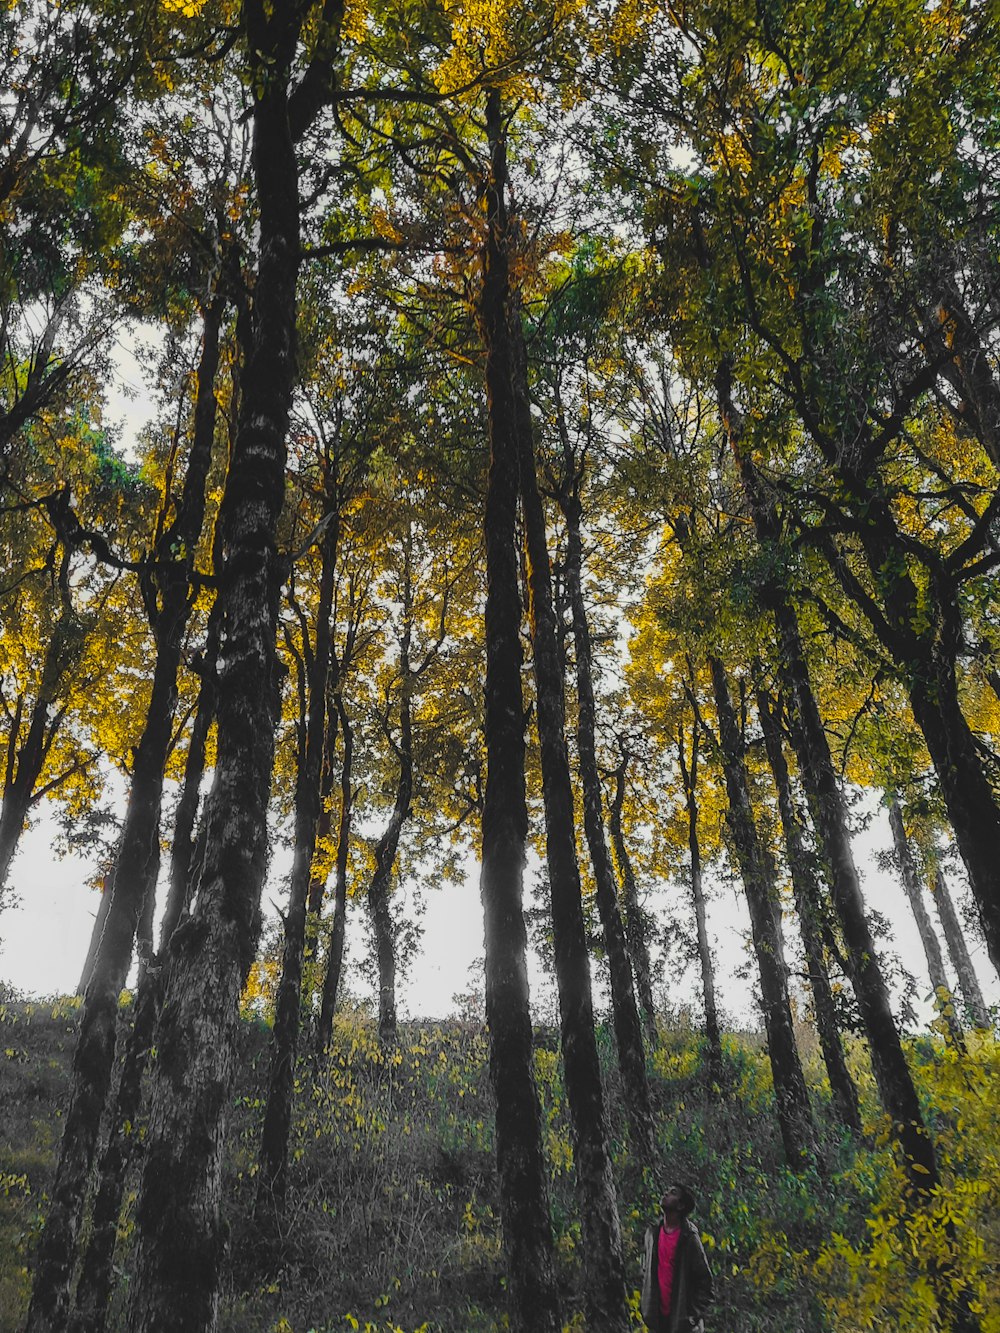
[
  {"left": 157, "top": 253, "right": 244, "bottom": 950},
  {"left": 316, "top": 695, "right": 354, "bottom": 1054},
  {"left": 929, "top": 863, "right": 990, "bottom": 1030},
  {"left": 255, "top": 516, "right": 338, "bottom": 1225},
  {"left": 71, "top": 336, "right": 230, "bottom": 1333},
  {"left": 124, "top": 11, "right": 325, "bottom": 1323},
  {"left": 302, "top": 691, "right": 340, "bottom": 1025},
  {"left": 561, "top": 489, "right": 653, "bottom": 1154},
  {"left": 475, "top": 86, "right": 561, "bottom": 1333},
  {"left": 718, "top": 363, "right": 942, "bottom": 1198},
  {"left": 773, "top": 596, "right": 948, "bottom": 1199},
  {"left": 159, "top": 598, "right": 222, "bottom": 949},
  {"left": 606, "top": 755, "right": 657, "bottom": 1044},
  {"left": 677, "top": 725, "right": 724, "bottom": 1088},
  {"left": 708, "top": 656, "right": 815, "bottom": 1170},
  {"left": 508, "top": 270, "right": 628, "bottom": 1333},
  {"left": 367, "top": 787, "right": 405, "bottom": 1048},
  {"left": 306, "top": 699, "right": 339, "bottom": 920},
  {"left": 367, "top": 586, "right": 414, "bottom": 1046},
  {"left": 69, "top": 973, "right": 162, "bottom": 1333},
  {"left": 27, "top": 292, "right": 224, "bottom": 1333},
  {"left": 887, "top": 795, "right": 964, "bottom": 1048},
  {"left": 757, "top": 687, "right": 862, "bottom": 1134},
  {"left": 77, "top": 878, "right": 111, "bottom": 999}
]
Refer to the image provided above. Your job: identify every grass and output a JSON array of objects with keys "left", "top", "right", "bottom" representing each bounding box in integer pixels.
[{"left": 1, "top": 987, "right": 998, "bottom": 1332}]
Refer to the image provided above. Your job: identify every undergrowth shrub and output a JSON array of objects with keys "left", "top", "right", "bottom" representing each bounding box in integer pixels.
[{"left": 1, "top": 995, "right": 997, "bottom": 1331}]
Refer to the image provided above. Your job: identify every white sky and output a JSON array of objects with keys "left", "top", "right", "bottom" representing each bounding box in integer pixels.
[
  {"left": 3, "top": 340, "right": 997, "bottom": 1026},
  {"left": 2, "top": 795, "right": 996, "bottom": 1032}
]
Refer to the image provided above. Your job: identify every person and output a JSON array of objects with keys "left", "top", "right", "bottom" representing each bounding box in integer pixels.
[{"left": 640, "top": 1183, "right": 715, "bottom": 1332}]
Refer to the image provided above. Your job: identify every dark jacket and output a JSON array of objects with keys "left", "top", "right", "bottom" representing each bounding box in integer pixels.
[{"left": 640, "top": 1217, "right": 715, "bottom": 1333}]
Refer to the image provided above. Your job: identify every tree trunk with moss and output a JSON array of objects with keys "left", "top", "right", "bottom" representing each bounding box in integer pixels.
[
  {"left": 560, "top": 488, "right": 653, "bottom": 1155},
  {"left": 929, "top": 864, "right": 990, "bottom": 1030},
  {"left": 757, "top": 686, "right": 862, "bottom": 1135},
  {"left": 677, "top": 726, "right": 724, "bottom": 1088},
  {"left": 256, "top": 514, "right": 338, "bottom": 1226},
  {"left": 69, "top": 972, "right": 162, "bottom": 1333},
  {"left": 709, "top": 656, "right": 815, "bottom": 1170},
  {"left": 123, "top": 11, "right": 332, "bottom": 1323},
  {"left": 316, "top": 695, "right": 354, "bottom": 1054},
  {"left": 159, "top": 598, "right": 222, "bottom": 948},
  {"left": 887, "top": 795, "right": 964, "bottom": 1049},
  {"left": 28, "top": 290, "right": 224, "bottom": 1333},
  {"left": 606, "top": 754, "right": 657, "bottom": 1044},
  {"left": 475, "top": 86, "right": 561, "bottom": 1333}
]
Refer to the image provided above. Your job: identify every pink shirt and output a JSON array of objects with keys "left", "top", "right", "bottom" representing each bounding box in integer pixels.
[{"left": 657, "top": 1223, "right": 682, "bottom": 1314}]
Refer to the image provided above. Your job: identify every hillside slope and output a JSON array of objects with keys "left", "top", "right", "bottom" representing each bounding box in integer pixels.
[{"left": 2, "top": 994, "right": 998, "bottom": 1332}]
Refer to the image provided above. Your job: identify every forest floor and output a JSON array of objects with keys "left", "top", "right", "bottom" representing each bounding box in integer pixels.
[{"left": 1, "top": 990, "right": 998, "bottom": 1332}]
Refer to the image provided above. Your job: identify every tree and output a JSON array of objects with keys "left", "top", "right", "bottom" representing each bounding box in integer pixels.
[
  {"left": 707, "top": 655, "right": 816, "bottom": 1169},
  {"left": 487, "top": 95, "right": 630, "bottom": 1325},
  {"left": 646, "top": 0, "right": 1000, "bottom": 982},
  {"left": 675, "top": 714, "right": 723, "bottom": 1087},
  {"left": 605, "top": 744, "right": 658, "bottom": 1044},
  {"left": 550, "top": 381, "right": 654, "bottom": 1153},
  {"left": 756, "top": 684, "right": 862, "bottom": 1135},
  {"left": 28, "top": 237, "right": 229, "bottom": 1326},
  {"left": 255, "top": 475, "right": 338, "bottom": 1228},
  {"left": 709, "top": 370, "right": 949, "bottom": 1192},
  {"left": 474, "top": 85, "right": 562, "bottom": 1333},
  {"left": 124, "top": 5, "right": 347, "bottom": 1327},
  {"left": 887, "top": 792, "right": 964, "bottom": 1049}
]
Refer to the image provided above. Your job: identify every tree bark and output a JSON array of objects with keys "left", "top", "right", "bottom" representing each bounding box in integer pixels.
[
  {"left": 69, "top": 973, "right": 162, "bottom": 1333},
  {"left": 774, "top": 599, "right": 948, "bottom": 1198},
  {"left": 255, "top": 512, "right": 338, "bottom": 1225},
  {"left": 606, "top": 755, "right": 657, "bottom": 1044},
  {"left": 887, "top": 795, "right": 964, "bottom": 1048},
  {"left": 475, "top": 87, "right": 561, "bottom": 1333},
  {"left": 367, "top": 557, "right": 415, "bottom": 1047},
  {"left": 316, "top": 694, "right": 354, "bottom": 1054},
  {"left": 508, "top": 264, "right": 629, "bottom": 1333},
  {"left": 27, "top": 292, "right": 224, "bottom": 1333},
  {"left": 677, "top": 725, "right": 724, "bottom": 1088},
  {"left": 306, "top": 701, "right": 339, "bottom": 920},
  {"left": 159, "top": 597, "right": 222, "bottom": 949},
  {"left": 70, "top": 308, "right": 230, "bottom": 1329},
  {"left": 708, "top": 656, "right": 815, "bottom": 1170},
  {"left": 124, "top": 10, "right": 327, "bottom": 1324},
  {"left": 366, "top": 723, "right": 409, "bottom": 1047},
  {"left": 757, "top": 687, "right": 862, "bottom": 1134},
  {"left": 561, "top": 488, "right": 653, "bottom": 1154},
  {"left": 77, "top": 878, "right": 111, "bottom": 999},
  {"left": 930, "top": 863, "right": 991, "bottom": 1030}
]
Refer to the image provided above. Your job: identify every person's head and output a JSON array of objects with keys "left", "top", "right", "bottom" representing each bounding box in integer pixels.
[{"left": 660, "top": 1183, "right": 696, "bottom": 1222}]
